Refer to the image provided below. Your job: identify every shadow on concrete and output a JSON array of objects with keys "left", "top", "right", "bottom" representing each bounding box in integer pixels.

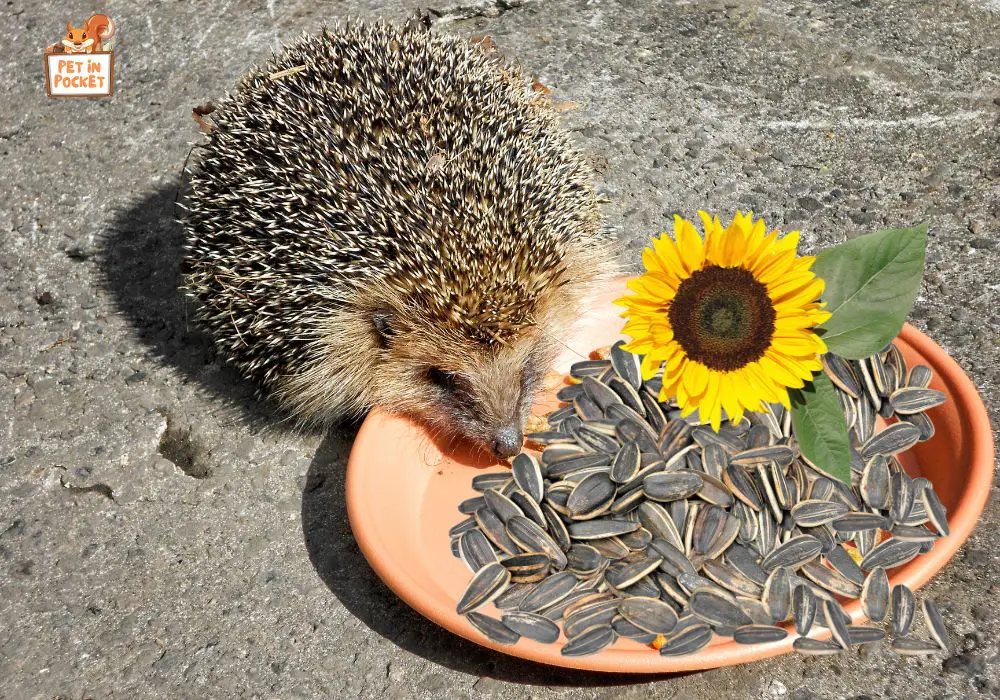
[
  {"left": 301, "top": 427, "right": 672, "bottom": 685},
  {"left": 98, "top": 184, "right": 292, "bottom": 432}
]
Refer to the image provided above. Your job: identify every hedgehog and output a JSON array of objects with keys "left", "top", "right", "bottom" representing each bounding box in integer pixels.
[{"left": 181, "top": 20, "right": 615, "bottom": 458}]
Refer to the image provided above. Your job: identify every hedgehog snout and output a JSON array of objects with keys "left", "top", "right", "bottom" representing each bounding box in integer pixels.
[{"left": 490, "top": 425, "right": 523, "bottom": 459}]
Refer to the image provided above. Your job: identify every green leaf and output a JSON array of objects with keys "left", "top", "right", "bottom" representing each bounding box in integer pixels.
[
  {"left": 790, "top": 373, "right": 852, "bottom": 485},
  {"left": 813, "top": 225, "right": 927, "bottom": 359}
]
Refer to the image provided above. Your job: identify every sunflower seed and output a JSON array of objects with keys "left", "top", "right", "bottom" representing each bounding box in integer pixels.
[
  {"left": 642, "top": 472, "right": 704, "bottom": 503},
  {"left": 722, "top": 463, "right": 763, "bottom": 511},
  {"left": 546, "top": 454, "right": 611, "bottom": 479},
  {"left": 821, "top": 547, "right": 864, "bottom": 587},
  {"left": 574, "top": 424, "right": 620, "bottom": 453},
  {"left": 507, "top": 490, "right": 545, "bottom": 529},
  {"left": 581, "top": 376, "right": 623, "bottom": 412},
  {"left": 472, "top": 472, "right": 512, "bottom": 492},
  {"left": 560, "top": 624, "right": 616, "bottom": 656},
  {"left": 606, "top": 556, "right": 663, "bottom": 590},
  {"left": 518, "top": 571, "right": 578, "bottom": 613},
  {"left": 659, "top": 624, "right": 713, "bottom": 656},
  {"left": 889, "top": 387, "right": 946, "bottom": 415},
  {"left": 856, "top": 357, "right": 882, "bottom": 411},
  {"left": 636, "top": 502, "right": 684, "bottom": 550},
  {"left": 459, "top": 496, "right": 487, "bottom": 515},
  {"left": 761, "top": 566, "right": 791, "bottom": 621},
  {"left": 563, "top": 592, "right": 617, "bottom": 619},
  {"left": 568, "top": 518, "right": 640, "bottom": 540},
  {"left": 566, "top": 472, "right": 617, "bottom": 519},
  {"left": 537, "top": 590, "right": 592, "bottom": 621},
  {"left": 484, "top": 488, "right": 525, "bottom": 525},
  {"left": 901, "top": 412, "right": 936, "bottom": 441},
  {"left": 459, "top": 529, "right": 499, "bottom": 572},
  {"left": 793, "top": 637, "right": 843, "bottom": 656},
  {"left": 457, "top": 562, "right": 511, "bottom": 614},
  {"left": 793, "top": 584, "right": 817, "bottom": 635},
  {"left": 733, "top": 625, "right": 788, "bottom": 644},
  {"left": 823, "top": 354, "right": 861, "bottom": 398},
  {"left": 647, "top": 538, "right": 695, "bottom": 579},
  {"left": 473, "top": 508, "right": 521, "bottom": 556},
  {"left": 890, "top": 583, "right": 915, "bottom": 636},
  {"left": 563, "top": 604, "right": 620, "bottom": 639},
  {"left": 494, "top": 583, "right": 534, "bottom": 610},
  {"left": 860, "top": 422, "right": 922, "bottom": 460},
  {"left": 921, "top": 487, "right": 950, "bottom": 537},
  {"left": 889, "top": 471, "right": 914, "bottom": 524},
  {"left": 801, "top": 561, "right": 862, "bottom": 598},
  {"left": 761, "top": 535, "right": 823, "bottom": 571},
  {"left": 861, "top": 539, "right": 921, "bottom": 571},
  {"left": 906, "top": 365, "right": 933, "bottom": 389},
  {"left": 891, "top": 637, "right": 941, "bottom": 655},
  {"left": 703, "top": 559, "right": 763, "bottom": 598},
  {"left": 607, "top": 378, "right": 645, "bottom": 416},
  {"left": 923, "top": 599, "right": 949, "bottom": 651},
  {"left": 466, "top": 612, "right": 521, "bottom": 645},
  {"left": 689, "top": 589, "right": 753, "bottom": 627},
  {"left": 846, "top": 625, "right": 885, "bottom": 645},
  {"left": 615, "top": 596, "right": 679, "bottom": 635},
  {"left": 757, "top": 509, "right": 779, "bottom": 555},
  {"left": 506, "top": 516, "right": 568, "bottom": 569},
  {"left": 539, "top": 503, "right": 571, "bottom": 553},
  {"left": 642, "top": 394, "right": 669, "bottom": 434},
  {"left": 832, "top": 512, "right": 890, "bottom": 533},
  {"left": 556, "top": 383, "right": 585, "bottom": 402},
  {"left": 527, "top": 430, "right": 577, "bottom": 446},
  {"left": 731, "top": 445, "right": 796, "bottom": 467},
  {"left": 449, "top": 517, "right": 478, "bottom": 539},
  {"left": 890, "top": 524, "right": 939, "bottom": 542},
  {"left": 590, "top": 536, "right": 631, "bottom": 560},
  {"left": 822, "top": 599, "right": 851, "bottom": 649},
  {"left": 511, "top": 453, "right": 544, "bottom": 503},
  {"left": 860, "top": 456, "right": 891, "bottom": 510},
  {"left": 608, "top": 441, "right": 641, "bottom": 485},
  {"left": 501, "top": 552, "right": 551, "bottom": 584},
  {"left": 791, "top": 499, "right": 850, "bottom": 527},
  {"left": 696, "top": 473, "right": 736, "bottom": 508},
  {"left": 565, "top": 544, "right": 605, "bottom": 576},
  {"left": 497, "top": 611, "right": 560, "bottom": 644},
  {"left": 616, "top": 418, "right": 660, "bottom": 454},
  {"left": 612, "top": 616, "right": 659, "bottom": 643},
  {"left": 570, "top": 359, "right": 611, "bottom": 379},
  {"left": 610, "top": 341, "right": 642, "bottom": 390}
]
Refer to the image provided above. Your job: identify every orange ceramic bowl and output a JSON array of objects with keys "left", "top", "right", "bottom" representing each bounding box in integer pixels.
[{"left": 346, "top": 281, "right": 994, "bottom": 672}]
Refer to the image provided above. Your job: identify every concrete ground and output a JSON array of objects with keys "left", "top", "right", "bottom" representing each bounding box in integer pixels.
[{"left": 2, "top": 0, "right": 999, "bottom": 697}]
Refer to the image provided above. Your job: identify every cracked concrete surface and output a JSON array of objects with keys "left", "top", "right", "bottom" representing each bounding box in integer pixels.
[{"left": 2, "top": 0, "right": 1000, "bottom": 697}]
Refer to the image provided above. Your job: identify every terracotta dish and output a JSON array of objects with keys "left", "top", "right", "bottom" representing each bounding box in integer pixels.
[{"left": 346, "top": 281, "right": 994, "bottom": 672}]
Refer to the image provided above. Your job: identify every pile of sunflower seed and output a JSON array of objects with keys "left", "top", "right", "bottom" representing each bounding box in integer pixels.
[{"left": 449, "top": 340, "right": 952, "bottom": 658}]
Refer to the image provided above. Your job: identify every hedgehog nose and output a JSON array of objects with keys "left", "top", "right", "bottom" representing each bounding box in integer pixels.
[{"left": 491, "top": 426, "right": 523, "bottom": 459}]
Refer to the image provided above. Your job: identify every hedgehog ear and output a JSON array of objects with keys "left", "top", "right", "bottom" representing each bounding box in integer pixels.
[{"left": 372, "top": 311, "right": 395, "bottom": 347}]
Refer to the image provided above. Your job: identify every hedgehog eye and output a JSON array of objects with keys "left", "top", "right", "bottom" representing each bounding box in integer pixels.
[
  {"left": 428, "top": 367, "right": 460, "bottom": 393},
  {"left": 372, "top": 312, "right": 395, "bottom": 347},
  {"left": 82, "top": 32, "right": 87, "bottom": 39}
]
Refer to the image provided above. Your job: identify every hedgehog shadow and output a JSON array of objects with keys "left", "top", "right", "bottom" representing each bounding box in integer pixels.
[
  {"left": 302, "top": 428, "right": 686, "bottom": 686},
  {"left": 99, "top": 183, "right": 296, "bottom": 432}
]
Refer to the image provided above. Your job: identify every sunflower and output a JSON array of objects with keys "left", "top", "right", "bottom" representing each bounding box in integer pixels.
[{"left": 616, "top": 211, "right": 831, "bottom": 430}]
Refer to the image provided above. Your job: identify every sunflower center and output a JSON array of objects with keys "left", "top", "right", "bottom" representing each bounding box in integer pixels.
[{"left": 668, "top": 265, "right": 776, "bottom": 372}]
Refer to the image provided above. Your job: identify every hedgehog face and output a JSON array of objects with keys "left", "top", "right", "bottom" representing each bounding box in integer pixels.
[{"left": 369, "top": 308, "right": 552, "bottom": 459}]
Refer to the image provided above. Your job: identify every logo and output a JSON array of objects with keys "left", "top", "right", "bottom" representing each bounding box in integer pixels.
[{"left": 44, "top": 13, "right": 116, "bottom": 97}]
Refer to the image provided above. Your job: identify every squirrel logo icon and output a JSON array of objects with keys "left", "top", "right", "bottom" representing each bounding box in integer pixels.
[{"left": 47, "top": 13, "right": 116, "bottom": 54}]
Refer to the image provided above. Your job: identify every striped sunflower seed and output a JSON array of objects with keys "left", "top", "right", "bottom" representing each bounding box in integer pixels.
[
  {"left": 609, "top": 341, "right": 642, "bottom": 390},
  {"left": 889, "top": 471, "right": 914, "bottom": 523},
  {"left": 703, "top": 559, "right": 763, "bottom": 598},
  {"left": 860, "top": 422, "right": 922, "bottom": 460},
  {"left": 612, "top": 616, "right": 659, "bottom": 643},
  {"left": 459, "top": 529, "right": 499, "bottom": 572},
  {"left": 560, "top": 624, "right": 616, "bottom": 656},
  {"left": 637, "top": 502, "right": 684, "bottom": 550},
  {"left": 500, "top": 611, "right": 561, "bottom": 644},
  {"left": 921, "top": 486, "right": 950, "bottom": 537},
  {"left": 568, "top": 518, "right": 640, "bottom": 540},
  {"left": 466, "top": 612, "right": 520, "bottom": 645},
  {"left": 800, "top": 560, "right": 862, "bottom": 598},
  {"left": 906, "top": 364, "right": 933, "bottom": 388},
  {"left": 847, "top": 625, "right": 885, "bottom": 645},
  {"left": 569, "top": 359, "right": 611, "bottom": 379},
  {"left": 456, "top": 562, "right": 511, "bottom": 614},
  {"left": 581, "top": 376, "right": 623, "bottom": 412},
  {"left": 823, "top": 353, "right": 860, "bottom": 397},
  {"left": 610, "top": 441, "right": 641, "bottom": 484},
  {"left": 891, "top": 637, "right": 941, "bottom": 655},
  {"left": 518, "top": 571, "right": 579, "bottom": 613},
  {"left": 688, "top": 589, "right": 753, "bottom": 627},
  {"left": 501, "top": 552, "right": 551, "bottom": 584},
  {"left": 509, "top": 489, "right": 546, "bottom": 528},
  {"left": 474, "top": 508, "right": 520, "bottom": 555},
  {"left": 793, "top": 584, "right": 817, "bottom": 636},
  {"left": 567, "top": 472, "right": 617, "bottom": 519},
  {"left": 824, "top": 599, "right": 851, "bottom": 649},
  {"left": 761, "top": 535, "right": 824, "bottom": 571},
  {"left": 791, "top": 499, "right": 850, "bottom": 527},
  {"left": 923, "top": 599, "right": 949, "bottom": 651},
  {"left": 890, "top": 583, "right": 915, "bottom": 637},
  {"left": 889, "top": 387, "right": 946, "bottom": 415},
  {"left": 484, "top": 488, "right": 525, "bottom": 525},
  {"left": 697, "top": 473, "right": 736, "bottom": 508},
  {"left": 861, "top": 455, "right": 891, "bottom": 510},
  {"left": 606, "top": 556, "right": 663, "bottom": 590},
  {"left": 832, "top": 512, "right": 890, "bottom": 533},
  {"left": 643, "top": 471, "right": 704, "bottom": 502},
  {"left": 793, "top": 637, "right": 842, "bottom": 656},
  {"left": 824, "top": 545, "right": 866, "bottom": 586},
  {"left": 731, "top": 445, "right": 796, "bottom": 467},
  {"left": 724, "top": 464, "right": 763, "bottom": 511},
  {"left": 506, "top": 516, "right": 568, "bottom": 570},
  {"left": 861, "top": 539, "right": 921, "bottom": 571},
  {"left": 511, "top": 453, "right": 544, "bottom": 503},
  {"left": 659, "top": 624, "right": 713, "bottom": 656},
  {"left": 763, "top": 567, "right": 792, "bottom": 622},
  {"left": 733, "top": 625, "right": 788, "bottom": 644},
  {"left": 618, "top": 596, "right": 680, "bottom": 635}
]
